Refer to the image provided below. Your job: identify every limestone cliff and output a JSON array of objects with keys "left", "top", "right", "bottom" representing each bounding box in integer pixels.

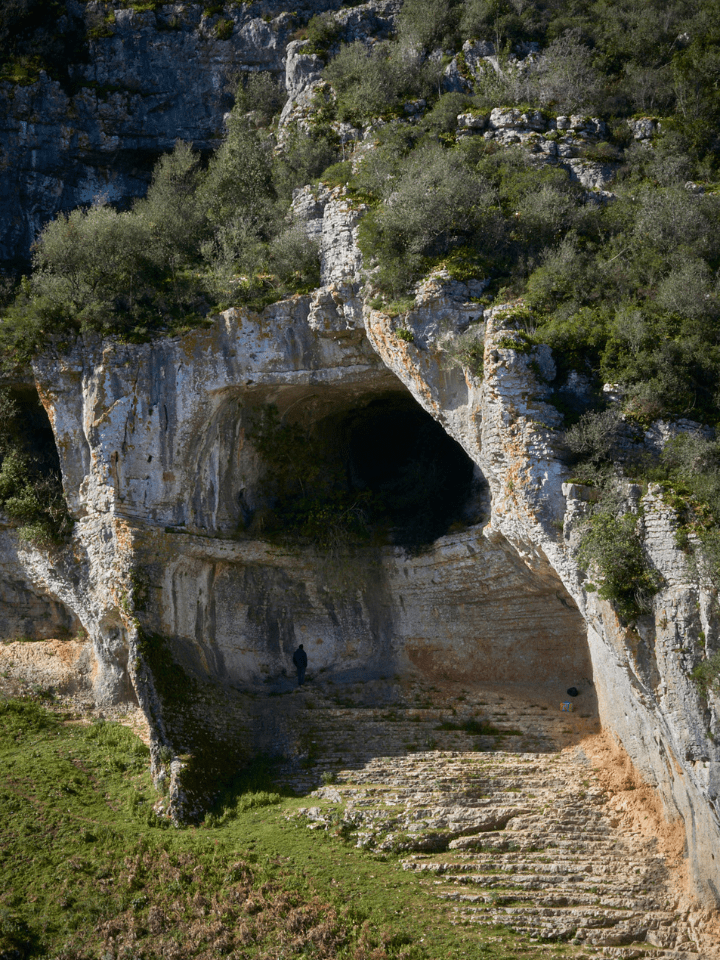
[
  {"left": 0, "top": 0, "right": 352, "bottom": 265},
  {"left": 1, "top": 0, "right": 719, "bottom": 919},
  {"left": 0, "top": 167, "right": 713, "bottom": 909}
]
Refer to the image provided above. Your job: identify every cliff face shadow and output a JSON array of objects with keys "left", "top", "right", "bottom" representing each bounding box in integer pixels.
[{"left": 253, "top": 675, "right": 600, "bottom": 797}]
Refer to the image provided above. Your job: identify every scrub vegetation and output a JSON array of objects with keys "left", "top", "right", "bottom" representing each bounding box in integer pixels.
[
  {"left": 0, "top": 389, "right": 72, "bottom": 545},
  {"left": 0, "top": 696, "right": 568, "bottom": 959},
  {"left": 2, "top": 0, "right": 720, "bottom": 584}
]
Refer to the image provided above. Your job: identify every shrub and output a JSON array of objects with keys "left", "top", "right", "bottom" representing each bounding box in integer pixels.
[
  {"left": 267, "top": 223, "right": 320, "bottom": 292},
  {"left": 564, "top": 409, "right": 622, "bottom": 473},
  {"left": 135, "top": 141, "right": 208, "bottom": 285},
  {"left": 234, "top": 72, "right": 287, "bottom": 126},
  {"left": 324, "top": 41, "right": 431, "bottom": 122},
  {"left": 317, "top": 159, "right": 352, "bottom": 188},
  {"left": 692, "top": 649, "right": 720, "bottom": 698},
  {"left": 215, "top": 18, "right": 233, "bottom": 40},
  {"left": 397, "top": 0, "right": 458, "bottom": 51},
  {"left": 423, "top": 92, "right": 475, "bottom": 135},
  {"left": 577, "top": 506, "right": 661, "bottom": 620},
  {"left": 445, "top": 328, "right": 484, "bottom": 379},
  {"left": 530, "top": 29, "right": 602, "bottom": 113},
  {"left": 0, "top": 390, "right": 72, "bottom": 545},
  {"left": 28, "top": 204, "right": 152, "bottom": 325},
  {"left": 460, "top": 0, "right": 524, "bottom": 48},
  {"left": 304, "top": 12, "right": 341, "bottom": 55},
  {"left": 202, "top": 117, "right": 276, "bottom": 234},
  {"left": 358, "top": 141, "right": 501, "bottom": 295},
  {"left": 273, "top": 129, "right": 338, "bottom": 201}
]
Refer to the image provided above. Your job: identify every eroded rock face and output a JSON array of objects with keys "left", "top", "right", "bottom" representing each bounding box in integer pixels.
[
  {"left": 4, "top": 195, "right": 592, "bottom": 823},
  {"left": 0, "top": 0, "right": 349, "bottom": 265},
  {"left": 1, "top": 68, "right": 718, "bottom": 906},
  {"left": 364, "top": 289, "right": 720, "bottom": 907}
]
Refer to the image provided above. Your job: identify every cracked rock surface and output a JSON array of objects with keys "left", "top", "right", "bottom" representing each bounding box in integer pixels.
[{"left": 279, "top": 679, "right": 718, "bottom": 958}]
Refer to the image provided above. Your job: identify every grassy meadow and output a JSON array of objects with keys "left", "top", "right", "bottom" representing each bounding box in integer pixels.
[{"left": 0, "top": 696, "right": 586, "bottom": 960}]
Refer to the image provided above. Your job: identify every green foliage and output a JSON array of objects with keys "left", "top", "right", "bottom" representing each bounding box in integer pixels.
[
  {"left": 445, "top": 328, "right": 485, "bottom": 379},
  {"left": 202, "top": 116, "right": 275, "bottom": 233},
  {"left": 324, "top": 41, "right": 438, "bottom": 123},
  {"left": 214, "top": 17, "right": 233, "bottom": 40},
  {"left": 273, "top": 128, "right": 339, "bottom": 201},
  {"left": 2, "top": 0, "right": 720, "bottom": 445},
  {"left": 0, "top": 389, "right": 72, "bottom": 545},
  {"left": 692, "top": 649, "right": 720, "bottom": 699},
  {"left": 659, "top": 433, "right": 720, "bottom": 518},
  {"left": 531, "top": 29, "right": 602, "bottom": 113},
  {"left": 304, "top": 11, "right": 342, "bottom": 55},
  {"left": 1, "top": 78, "right": 329, "bottom": 352},
  {"left": 422, "top": 92, "right": 475, "bottom": 135},
  {"left": 564, "top": 409, "right": 623, "bottom": 481},
  {"left": 0, "top": 697, "right": 546, "bottom": 959},
  {"left": 397, "top": 0, "right": 458, "bottom": 52},
  {"left": 577, "top": 504, "right": 661, "bottom": 620},
  {"left": 233, "top": 72, "right": 287, "bottom": 127},
  {"left": 358, "top": 140, "right": 501, "bottom": 296},
  {"left": 317, "top": 159, "right": 352, "bottom": 188}
]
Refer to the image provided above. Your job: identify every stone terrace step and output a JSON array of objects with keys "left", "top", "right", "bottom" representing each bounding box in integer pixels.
[{"left": 274, "top": 678, "right": 710, "bottom": 958}]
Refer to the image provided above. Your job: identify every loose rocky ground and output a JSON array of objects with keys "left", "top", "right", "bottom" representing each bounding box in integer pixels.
[{"left": 276, "top": 677, "right": 719, "bottom": 959}]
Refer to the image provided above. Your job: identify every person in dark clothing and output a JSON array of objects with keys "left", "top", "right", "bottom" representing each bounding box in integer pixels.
[{"left": 292, "top": 644, "right": 308, "bottom": 686}]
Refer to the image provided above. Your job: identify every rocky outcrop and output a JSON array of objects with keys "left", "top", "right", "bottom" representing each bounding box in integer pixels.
[
  {"left": 364, "top": 285, "right": 720, "bottom": 908},
  {"left": 0, "top": 169, "right": 716, "bottom": 905},
  {"left": 0, "top": 0, "right": 343, "bottom": 265},
  {"left": 0, "top": 2, "right": 718, "bottom": 913}
]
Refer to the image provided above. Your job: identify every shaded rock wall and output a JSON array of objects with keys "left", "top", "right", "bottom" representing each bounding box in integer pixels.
[
  {"left": 0, "top": 522, "right": 82, "bottom": 641},
  {"left": 0, "top": 0, "right": 349, "bottom": 265},
  {"left": 130, "top": 525, "right": 589, "bottom": 690}
]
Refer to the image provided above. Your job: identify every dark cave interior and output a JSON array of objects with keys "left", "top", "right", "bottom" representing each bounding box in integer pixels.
[
  {"left": 254, "top": 391, "right": 484, "bottom": 550},
  {"left": 2, "top": 385, "right": 62, "bottom": 477}
]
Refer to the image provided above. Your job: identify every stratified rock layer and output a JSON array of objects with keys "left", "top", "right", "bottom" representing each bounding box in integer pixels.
[{"left": 0, "top": 22, "right": 718, "bottom": 913}]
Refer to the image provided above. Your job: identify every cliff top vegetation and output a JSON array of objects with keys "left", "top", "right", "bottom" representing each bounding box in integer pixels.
[{"left": 1, "top": 0, "right": 720, "bottom": 554}]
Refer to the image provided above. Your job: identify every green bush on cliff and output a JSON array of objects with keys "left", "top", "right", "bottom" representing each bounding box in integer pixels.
[
  {"left": 577, "top": 504, "right": 661, "bottom": 620},
  {"left": 691, "top": 649, "right": 720, "bottom": 698},
  {"left": 0, "top": 389, "right": 72, "bottom": 544},
  {"left": 357, "top": 140, "right": 503, "bottom": 296},
  {"left": 324, "top": 40, "right": 438, "bottom": 122},
  {"left": 233, "top": 72, "right": 287, "bottom": 126}
]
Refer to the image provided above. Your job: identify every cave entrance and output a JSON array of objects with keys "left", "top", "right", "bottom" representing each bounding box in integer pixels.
[
  {"left": 254, "top": 390, "right": 484, "bottom": 550},
  {"left": 0, "top": 383, "right": 69, "bottom": 541},
  {"left": 343, "top": 395, "right": 482, "bottom": 548},
  {"left": 2, "top": 384, "right": 63, "bottom": 476}
]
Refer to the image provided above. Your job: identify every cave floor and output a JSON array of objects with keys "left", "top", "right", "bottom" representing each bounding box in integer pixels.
[{"left": 274, "top": 678, "right": 710, "bottom": 958}]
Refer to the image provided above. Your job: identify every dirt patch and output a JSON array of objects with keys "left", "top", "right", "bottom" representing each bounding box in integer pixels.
[
  {"left": 0, "top": 638, "right": 93, "bottom": 696},
  {"left": 583, "top": 730, "right": 720, "bottom": 956}
]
